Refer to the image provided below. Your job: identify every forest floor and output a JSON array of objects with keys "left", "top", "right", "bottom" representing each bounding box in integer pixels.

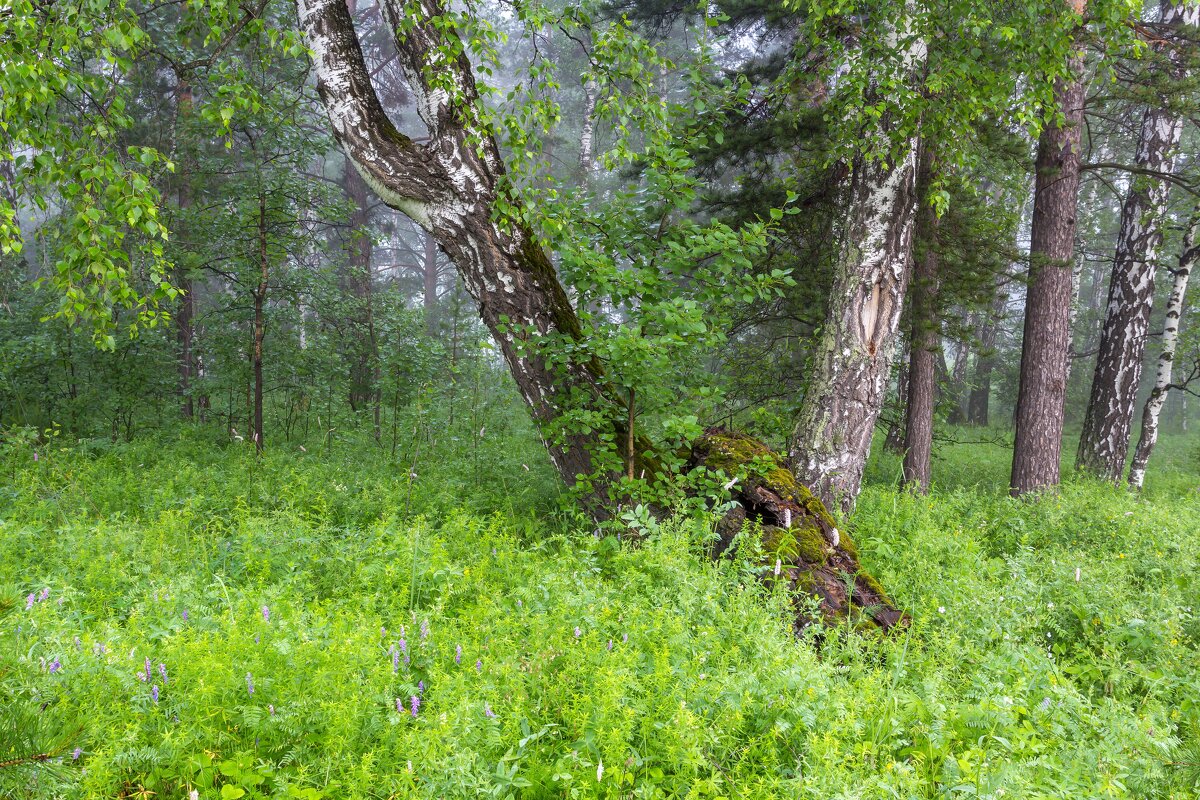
[{"left": 2, "top": 423, "right": 1200, "bottom": 798}]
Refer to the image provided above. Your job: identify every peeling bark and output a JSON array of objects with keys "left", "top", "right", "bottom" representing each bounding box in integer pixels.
[
  {"left": 1128, "top": 210, "right": 1199, "bottom": 488},
  {"left": 1076, "top": 0, "right": 1198, "bottom": 482},
  {"left": 788, "top": 18, "right": 925, "bottom": 516},
  {"left": 1010, "top": 2, "right": 1088, "bottom": 497}
]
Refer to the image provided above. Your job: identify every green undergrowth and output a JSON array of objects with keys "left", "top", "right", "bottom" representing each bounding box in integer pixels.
[{"left": 2, "top": 427, "right": 1200, "bottom": 798}]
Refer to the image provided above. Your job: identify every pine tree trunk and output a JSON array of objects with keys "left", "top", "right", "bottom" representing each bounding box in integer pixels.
[
  {"left": 1128, "top": 211, "right": 1199, "bottom": 488},
  {"left": 903, "top": 150, "right": 939, "bottom": 493},
  {"left": 1010, "top": 3, "right": 1087, "bottom": 496},
  {"left": 1075, "top": 0, "right": 1197, "bottom": 482}
]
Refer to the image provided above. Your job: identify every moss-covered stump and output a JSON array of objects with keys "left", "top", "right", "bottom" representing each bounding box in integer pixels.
[{"left": 689, "top": 429, "right": 906, "bottom": 632}]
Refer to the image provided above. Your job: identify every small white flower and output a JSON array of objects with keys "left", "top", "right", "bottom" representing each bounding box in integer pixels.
[
  {"left": 190, "top": 791, "right": 199, "bottom": 800},
  {"left": 597, "top": 760, "right": 604, "bottom": 782},
  {"left": 1075, "top": 568, "right": 1081, "bottom": 582},
  {"left": 783, "top": 508, "right": 791, "bottom": 529},
  {"left": 1047, "top": 602, "right": 1054, "bottom": 610},
  {"left": 830, "top": 528, "right": 839, "bottom": 548},
  {"left": 774, "top": 559, "right": 782, "bottom": 577},
  {"left": 938, "top": 606, "right": 946, "bottom": 614}
]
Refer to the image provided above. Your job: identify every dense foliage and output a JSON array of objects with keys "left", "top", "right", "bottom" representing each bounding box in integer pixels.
[{"left": 3, "top": 413, "right": 1200, "bottom": 798}]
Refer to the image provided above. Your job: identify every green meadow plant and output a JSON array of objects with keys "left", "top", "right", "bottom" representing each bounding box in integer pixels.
[{"left": 1, "top": 425, "right": 1199, "bottom": 798}]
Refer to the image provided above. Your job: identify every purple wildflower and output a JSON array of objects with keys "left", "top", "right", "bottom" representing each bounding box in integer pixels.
[
  {"left": 72, "top": 748, "right": 82, "bottom": 761},
  {"left": 516, "top": 599, "right": 522, "bottom": 608},
  {"left": 418, "top": 680, "right": 425, "bottom": 694},
  {"left": 396, "top": 697, "right": 403, "bottom": 714},
  {"left": 74, "top": 636, "right": 81, "bottom": 651},
  {"left": 381, "top": 626, "right": 387, "bottom": 638},
  {"left": 1041, "top": 697, "right": 1052, "bottom": 711},
  {"left": 39, "top": 587, "right": 49, "bottom": 602},
  {"left": 269, "top": 704, "right": 275, "bottom": 716},
  {"left": 410, "top": 695, "right": 420, "bottom": 717},
  {"left": 574, "top": 627, "right": 582, "bottom": 639},
  {"left": 484, "top": 702, "right": 495, "bottom": 718},
  {"left": 262, "top": 605, "right": 270, "bottom": 622},
  {"left": 455, "top": 644, "right": 462, "bottom": 664},
  {"left": 182, "top": 609, "right": 189, "bottom": 622},
  {"left": 420, "top": 620, "right": 430, "bottom": 641},
  {"left": 246, "top": 673, "right": 254, "bottom": 696},
  {"left": 25, "top": 594, "right": 34, "bottom": 611},
  {"left": 145, "top": 658, "right": 153, "bottom": 682},
  {"left": 48, "top": 659, "right": 61, "bottom": 674},
  {"left": 159, "top": 664, "right": 168, "bottom": 684},
  {"left": 33, "top": 452, "right": 38, "bottom": 462},
  {"left": 393, "top": 649, "right": 400, "bottom": 674},
  {"left": 151, "top": 685, "right": 159, "bottom": 703},
  {"left": 607, "top": 639, "right": 613, "bottom": 651},
  {"left": 622, "top": 633, "right": 628, "bottom": 643},
  {"left": 475, "top": 659, "right": 482, "bottom": 673}
]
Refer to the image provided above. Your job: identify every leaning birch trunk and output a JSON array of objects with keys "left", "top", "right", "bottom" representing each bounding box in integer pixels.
[
  {"left": 1076, "top": 0, "right": 1198, "bottom": 482},
  {"left": 1128, "top": 212, "right": 1200, "bottom": 489},
  {"left": 789, "top": 20, "right": 925, "bottom": 516}
]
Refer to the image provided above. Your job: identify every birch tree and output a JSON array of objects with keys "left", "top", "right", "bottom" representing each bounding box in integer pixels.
[
  {"left": 1128, "top": 209, "right": 1200, "bottom": 488},
  {"left": 1075, "top": 0, "right": 1199, "bottom": 483}
]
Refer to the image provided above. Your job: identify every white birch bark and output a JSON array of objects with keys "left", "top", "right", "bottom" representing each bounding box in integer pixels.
[{"left": 1128, "top": 212, "right": 1199, "bottom": 488}]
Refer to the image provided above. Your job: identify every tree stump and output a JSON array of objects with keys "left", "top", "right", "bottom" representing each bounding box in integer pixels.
[{"left": 689, "top": 429, "right": 906, "bottom": 632}]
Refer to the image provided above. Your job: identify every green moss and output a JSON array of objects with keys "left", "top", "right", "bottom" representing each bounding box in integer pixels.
[
  {"left": 855, "top": 569, "right": 890, "bottom": 602},
  {"left": 791, "top": 523, "right": 829, "bottom": 564}
]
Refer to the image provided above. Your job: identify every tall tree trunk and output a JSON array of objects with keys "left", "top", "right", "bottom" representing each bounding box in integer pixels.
[
  {"left": 252, "top": 193, "right": 267, "bottom": 454},
  {"left": 423, "top": 231, "right": 439, "bottom": 336},
  {"left": 903, "top": 149, "right": 939, "bottom": 493},
  {"left": 788, "top": 22, "right": 925, "bottom": 515},
  {"left": 1010, "top": 0, "right": 1088, "bottom": 497},
  {"left": 1128, "top": 210, "right": 1199, "bottom": 489},
  {"left": 300, "top": 0, "right": 628, "bottom": 500},
  {"left": 968, "top": 289, "right": 1006, "bottom": 426},
  {"left": 1075, "top": 0, "right": 1197, "bottom": 482},
  {"left": 579, "top": 78, "right": 598, "bottom": 179},
  {"left": 341, "top": 160, "right": 378, "bottom": 413},
  {"left": 883, "top": 354, "right": 909, "bottom": 454},
  {"left": 175, "top": 78, "right": 197, "bottom": 419},
  {"left": 947, "top": 331, "right": 970, "bottom": 425}
]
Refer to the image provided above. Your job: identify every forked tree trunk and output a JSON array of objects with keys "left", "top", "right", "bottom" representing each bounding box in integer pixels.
[
  {"left": 1075, "top": 0, "right": 1197, "bottom": 482},
  {"left": 1010, "top": 0, "right": 1087, "bottom": 497},
  {"left": 903, "top": 149, "right": 939, "bottom": 493},
  {"left": 298, "top": 0, "right": 904, "bottom": 629},
  {"left": 1128, "top": 210, "right": 1199, "bottom": 488}
]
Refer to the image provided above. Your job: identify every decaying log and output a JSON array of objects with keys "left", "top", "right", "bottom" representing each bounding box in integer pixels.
[{"left": 689, "top": 429, "right": 906, "bottom": 632}]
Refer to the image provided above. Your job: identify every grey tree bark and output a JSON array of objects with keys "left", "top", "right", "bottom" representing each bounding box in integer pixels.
[
  {"left": 1128, "top": 210, "right": 1199, "bottom": 489},
  {"left": 1075, "top": 0, "right": 1198, "bottom": 482}
]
